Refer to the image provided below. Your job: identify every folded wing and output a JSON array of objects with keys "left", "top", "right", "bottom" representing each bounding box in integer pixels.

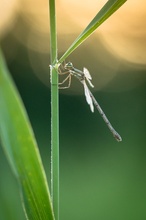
[
  {"left": 83, "top": 68, "right": 94, "bottom": 88},
  {"left": 82, "top": 80, "right": 94, "bottom": 112}
]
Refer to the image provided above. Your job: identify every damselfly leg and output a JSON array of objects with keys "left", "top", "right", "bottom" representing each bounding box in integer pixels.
[{"left": 58, "top": 62, "right": 72, "bottom": 89}]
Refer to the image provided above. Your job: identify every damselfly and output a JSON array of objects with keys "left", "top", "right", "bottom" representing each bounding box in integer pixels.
[{"left": 58, "top": 62, "right": 122, "bottom": 142}]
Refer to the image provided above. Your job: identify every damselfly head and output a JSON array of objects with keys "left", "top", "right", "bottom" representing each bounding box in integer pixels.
[{"left": 64, "top": 62, "right": 73, "bottom": 70}]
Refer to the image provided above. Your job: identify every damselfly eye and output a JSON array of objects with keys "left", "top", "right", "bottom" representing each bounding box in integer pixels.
[{"left": 65, "top": 62, "right": 73, "bottom": 70}]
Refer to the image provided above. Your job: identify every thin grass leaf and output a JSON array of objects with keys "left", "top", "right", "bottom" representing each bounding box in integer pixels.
[
  {"left": 0, "top": 49, "right": 55, "bottom": 220},
  {"left": 58, "top": 0, "right": 127, "bottom": 63}
]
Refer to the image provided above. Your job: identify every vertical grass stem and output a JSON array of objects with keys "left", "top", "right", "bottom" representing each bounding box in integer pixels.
[{"left": 49, "top": 0, "right": 59, "bottom": 219}]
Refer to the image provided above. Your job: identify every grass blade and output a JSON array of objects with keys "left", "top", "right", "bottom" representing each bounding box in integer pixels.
[
  {"left": 0, "top": 49, "right": 54, "bottom": 220},
  {"left": 58, "top": 0, "right": 127, "bottom": 63}
]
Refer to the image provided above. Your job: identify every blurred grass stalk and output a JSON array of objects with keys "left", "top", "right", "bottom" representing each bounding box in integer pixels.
[
  {"left": 49, "top": 0, "right": 59, "bottom": 220},
  {"left": 0, "top": 49, "right": 54, "bottom": 220}
]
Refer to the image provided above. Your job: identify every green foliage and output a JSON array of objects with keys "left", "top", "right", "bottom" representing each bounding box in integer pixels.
[{"left": 0, "top": 50, "right": 54, "bottom": 220}]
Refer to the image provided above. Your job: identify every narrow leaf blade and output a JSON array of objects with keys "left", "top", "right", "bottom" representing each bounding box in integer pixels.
[{"left": 59, "top": 0, "right": 127, "bottom": 63}]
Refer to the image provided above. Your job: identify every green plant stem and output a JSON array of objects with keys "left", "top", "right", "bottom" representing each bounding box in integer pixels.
[
  {"left": 49, "top": 0, "right": 59, "bottom": 220},
  {"left": 50, "top": 66, "right": 59, "bottom": 220}
]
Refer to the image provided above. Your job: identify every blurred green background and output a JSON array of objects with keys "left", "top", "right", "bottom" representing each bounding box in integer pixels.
[{"left": 0, "top": 1, "right": 146, "bottom": 219}]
